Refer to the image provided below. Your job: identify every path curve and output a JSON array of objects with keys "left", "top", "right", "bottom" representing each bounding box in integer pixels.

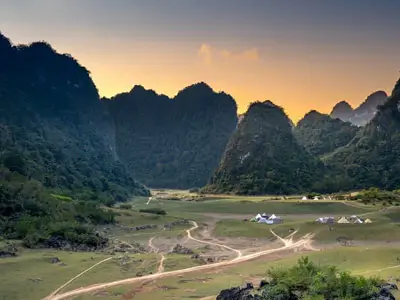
[
  {"left": 187, "top": 221, "right": 242, "bottom": 259},
  {"left": 45, "top": 228, "right": 314, "bottom": 300}
]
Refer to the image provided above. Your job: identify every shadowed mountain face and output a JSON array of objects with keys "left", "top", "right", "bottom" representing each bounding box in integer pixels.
[
  {"left": 204, "top": 101, "right": 323, "bottom": 195},
  {"left": 294, "top": 110, "right": 359, "bottom": 157},
  {"left": 324, "top": 78, "right": 400, "bottom": 190},
  {"left": 104, "top": 83, "right": 238, "bottom": 189},
  {"left": 330, "top": 91, "right": 388, "bottom": 126},
  {"left": 0, "top": 32, "right": 149, "bottom": 201}
]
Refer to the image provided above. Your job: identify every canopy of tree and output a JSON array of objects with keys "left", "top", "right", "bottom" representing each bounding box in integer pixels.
[
  {"left": 0, "top": 32, "right": 149, "bottom": 204},
  {"left": 205, "top": 101, "right": 324, "bottom": 195},
  {"left": 294, "top": 110, "right": 359, "bottom": 157},
  {"left": 104, "top": 83, "right": 237, "bottom": 189},
  {"left": 0, "top": 167, "right": 113, "bottom": 249},
  {"left": 217, "top": 257, "right": 392, "bottom": 299}
]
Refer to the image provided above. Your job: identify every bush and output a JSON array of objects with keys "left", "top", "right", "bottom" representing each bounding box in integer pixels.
[
  {"left": 119, "top": 203, "right": 132, "bottom": 210},
  {"left": 139, "top": 208, "right": 167, "bottom": 215}
]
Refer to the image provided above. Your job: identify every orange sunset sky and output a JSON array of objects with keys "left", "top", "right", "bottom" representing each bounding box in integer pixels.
[{"left": 1, "top": 0, "right": 399, "bottom": 121}]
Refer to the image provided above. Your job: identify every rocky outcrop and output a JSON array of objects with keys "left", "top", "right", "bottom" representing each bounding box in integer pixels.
[{"left": 171, "top": 244, "right": 194, "bottom": 255}]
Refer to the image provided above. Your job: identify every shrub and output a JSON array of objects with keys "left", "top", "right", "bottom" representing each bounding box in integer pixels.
[{"left": 139, "top": 208, "right": 167, "bottom": 215}]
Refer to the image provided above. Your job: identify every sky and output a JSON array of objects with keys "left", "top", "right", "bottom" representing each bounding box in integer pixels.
[{"left": 1, "top": 0, "right": 400, "bottom": 121}]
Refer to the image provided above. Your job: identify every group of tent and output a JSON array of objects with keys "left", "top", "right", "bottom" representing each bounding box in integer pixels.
[
  {"left": 301, "top": 196, "right": 332, "bottom": 201},
  {"left": 249, "top": 213, "right": 283, "bottom": 224},
  {"left": 315, "top": 215, "right": 372, "bottom": 224}
]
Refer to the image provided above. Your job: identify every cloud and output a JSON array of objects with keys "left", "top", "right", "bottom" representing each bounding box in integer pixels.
[
  {"left": 198, "top": 43, "right": 212, "bottom": 65},
  {"left": 198, "top": 43, "right": 260, "bottom": 65}
]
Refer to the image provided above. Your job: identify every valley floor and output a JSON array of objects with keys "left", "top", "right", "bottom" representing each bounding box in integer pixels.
[{"left": 1, "top": 191, "right": 399, "bottom": 300}]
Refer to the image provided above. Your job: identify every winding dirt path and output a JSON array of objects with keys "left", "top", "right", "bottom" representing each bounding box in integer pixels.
[
  {"left": 187, "top": 221, "right": 242, "bottom": 259},
  {"left": 44, "top": 223, "right": 315, "bottom": 300},
  {"left": 44, "top": 257, "right": 113, "bottom": 300}
]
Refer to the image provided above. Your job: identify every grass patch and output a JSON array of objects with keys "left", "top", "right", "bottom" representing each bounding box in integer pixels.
[{"left": 132, "top": 198, "right": 372, "bottom": 216}]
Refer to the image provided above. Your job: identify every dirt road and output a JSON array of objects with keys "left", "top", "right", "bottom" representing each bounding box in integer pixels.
[
  {"left": 44, "top": 257, "right": 113, "bottom": 300},
  {"left": 45, "top": 222, "right": 315, "bottom": 300},
  {"left": 187, "top": 221, "right": 242, "bottom": 259}
]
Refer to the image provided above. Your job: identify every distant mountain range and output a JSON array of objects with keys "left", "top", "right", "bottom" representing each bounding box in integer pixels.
[
  {"left": 1, "top": 31, "right": 399, "bottom": 197},
  {"left": 330, "top": 91, "right": 388, "bottom": 126}
]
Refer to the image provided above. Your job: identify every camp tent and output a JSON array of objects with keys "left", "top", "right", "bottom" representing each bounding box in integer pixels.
[
  {"left": 258, "top": 218, "right": 269, "bottom": 224},
  {"left": 255, "top": 214, "right": 262, "bottom": 220},
  {"left": 302, "top": 196, "right": 308, "bottom": 200},
  {"left": 364, "top": 218, "right": 372, "bottom": 224},
  {"left": 269, "top": 214, "right": 277, "bottom": 220},
  {"left": 337, "top": 216, "right": 350, "bottom": 224},
  {"left": 250, "top": 218, "right": 257, "bottom": 222},
  {"left": 272, "top": 217, "right": 283, "bottom": 224},
  {"left": 354, "top": 218, "right": 363, "bottom": 224},
  {"left": 261, "top": 213, "right": 268, "bottom": 218},
  {"left": 313, "top": 196, "right": 319, "bottom": 200}
]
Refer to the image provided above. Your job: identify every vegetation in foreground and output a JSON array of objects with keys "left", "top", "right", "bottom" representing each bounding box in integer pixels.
[
  {"left": 0, "top": 169, "right": 114, "bottom": 250},
  {"left": 217, "top": 257, "right": 394, "bottom": 300}
]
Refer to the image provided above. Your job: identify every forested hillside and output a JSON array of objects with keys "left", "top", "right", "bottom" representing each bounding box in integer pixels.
[
  {"left": 324, "top": 78, "right": 400, "bottom": 190},
  {"left": 205, "top": 101, "right": 323, "bottom": 195},
  {"left": 105, "top": 83, "right": 237, "bottom": 189},
  {"left": 294, "top": 110, "right": 359, "bottom": 157},
  {"left": 0, "top": 33, "right": 148, "bottom": 249}
]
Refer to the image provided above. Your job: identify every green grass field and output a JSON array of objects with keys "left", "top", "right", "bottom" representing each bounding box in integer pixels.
[
  {"left": 1, "top": 195, "right": 398, "bottom": 300},
  {"left": 130, "top": 197, "right": 373, "bottom": 217},
  {"left": 214, "top": 215, "right": 400, "bottom": 243},
  {"left": 71, "top": 246, "right": 400, "bottom": 300}
]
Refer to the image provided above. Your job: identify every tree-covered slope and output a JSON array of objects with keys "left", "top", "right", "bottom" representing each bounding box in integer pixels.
[
  {"left": 294, "top": 110, "right": 359, "bottom": 157},
  {"left": 0, "top": 32, "right": 149, "bottom": 202},
  {"left": 104, "top": 83, "right": 238, "bottom": 189},
  {"left": 205, "top": 101, "right": 323, "bottom": 195},
  {"left": 324, "top": 78, "right": 400, "bottom": 190}
]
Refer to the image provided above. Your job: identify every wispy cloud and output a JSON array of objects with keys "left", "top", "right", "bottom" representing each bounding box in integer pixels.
[{"left": 198, "top": 43, "right": 260, "bottom": 65}]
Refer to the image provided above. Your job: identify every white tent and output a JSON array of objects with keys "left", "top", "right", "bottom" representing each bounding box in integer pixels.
[
  {"left": 302, "top": 196, "right": 308, "bottom": 200},
  {"left": 354, "top": 218, "right": 363, "bottom": 224},
  {"left": 269, "top": 214, "right": 277, "bottom": 220},
  {"left": 337, "top": 216, "right": 350, "bottom": 224},
  {"left": 258, "top": 218, "right": 269, "bottom": 223},
  {"left": 255, "top": 214, "right": 262, "bottom": 220},
  {"left": 313, "top": 196, "right": 319, "bottom": 200}
]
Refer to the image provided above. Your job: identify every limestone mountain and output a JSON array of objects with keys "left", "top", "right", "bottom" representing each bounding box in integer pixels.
[
  {"left": 294, "top": 110, "right": 359, "bottom": 157},
  {"left": 0, "top": 32, "right": 149, "bottom": 202},
  {"left": 324, "top": 78, "right": 400, "bottom": 190},
  {"left": 350, "top": 90, "right": 388, "bottom": 126},
  {"left": 330, "top": 101, "right": 353, "bottom": 122},
  {"left": 330, "top": 91, "right": 387, "bottom": 126},
  {"left": 104, "top": 82, "right": 238, "bottom": 189},
  {"left": 205, "top": 101, "right": 323, "bottom": 195}
]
